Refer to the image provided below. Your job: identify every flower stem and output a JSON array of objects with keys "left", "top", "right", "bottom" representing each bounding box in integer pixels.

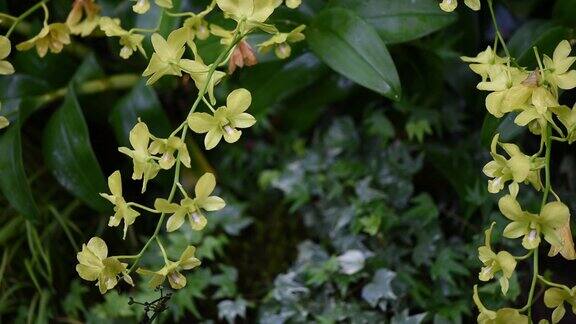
[
  {"left": 487, "top": 0, "right": 511, "bottom": 61},
  {"left": 520, "top": 125, "right": 551, "bottom": 319},
  {"left": 6, "top": 0, "right": 48, "bottom": 37},
  {"left": 156, "top": 237, "right": 169, "bottom": 264},
  {"left": 128, "top": 202, "right": 160, "bottom": 214},
  {"left": 537, "top": 275, "right": 571, "bottom": 293},
  {"left": 126, "top": 30, "right": 242, "bottom": 275},
  {"left": 37, "top": 74, "right": 140, "bottom": 104},
  {"left": 201, "top": 96, "right": 216, "bottom": 113},
  {"left": 514, "top": 250, "right": 533, "bottom": 260}
]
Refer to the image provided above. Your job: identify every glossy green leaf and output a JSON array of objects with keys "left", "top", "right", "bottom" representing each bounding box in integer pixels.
[
  {"left": 332, "top": 0, "right": 456, "bottom": 44},
  {"left": 43, "top": 88, "right": 108, "bottom": 212},
  {"left": 71, "top": 54, "right": 105, "bottom": 84},
  {"left": 508, "top": 20, "right": 570, "bottom": 67},
  {"left": 553, "top": 0, "right": 576, "bottom": 27},
  {"left": 239, "top": 53, "right": 328, "bottom": 116},
  {"left": 480, "top": 113, "right": 499, "bottom": 147},
  {"left": 496, "top": 112, "right": 524, "bottom": 142},
  {"left": 307, "top": 7, "right": 401, "bottom": 99},
  {"left": 0, "top": 74, "right": 50, "bottom": 101},
  {"left": 109, "top": 80, "right": 172, "bottom": 147},
  {"left": 278, "top": 74, "right": 353, "bottom": 131},
  {"left": 0, "top": 100, "right": 40, "bottom": 221}
]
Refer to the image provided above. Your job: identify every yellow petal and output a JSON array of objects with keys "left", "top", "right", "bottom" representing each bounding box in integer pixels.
[
  {"left": 195, "top": 173, "right": 216, "bottom": 198},
  {"left": 107, "top": 171, "right": 123, "bottom": 198},
  {"left": 226, "top": 88, "right": 252, "bottom": 113},
  {"left": 166, "top": 209, "right": 186, "bottom": 232},
  {"left": 205, "top": 128, "right": 222, "bottom": 150},
  {"left": 87, "top": 237, "right": 108, "bottom": 259}
]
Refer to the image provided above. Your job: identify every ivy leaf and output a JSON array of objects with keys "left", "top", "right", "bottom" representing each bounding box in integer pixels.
[
  {"left": 406, "top": 119, "right": 433, "bottom": 143},
  {"left": 337, "top": 250, "right": 366, "bottom": 275},
  {"left": 431, "top": 247, "right": 469, "bottom": 286},
  {"left": 211, "top": 265, "right": 238, "bottom": 299},
  {"left": 62, "top": 280, "right": 88, "bottom": 318},
  {"left": 197, "top": 235, "right": 229, "bottom": 260},
  {"left": 307, "top": 7, "right": 401, "bottom": 99},
  {"left": 332, "top": 0, "right": 456, "bottom": 43},
  {"left": 43, "top": 87, "right": 108, "bottom": 212},
  {"left": 361, "top": 269, "right": 397, "bottom": 308},
  {"left": 170, "top": 268, "right": 211, "bottom": 319},
  {"left": 391, "top": 309, "right": 427, "bottom": 324},
  {"left": 218, "top": 298, "right": 248, "bottom": 324}
]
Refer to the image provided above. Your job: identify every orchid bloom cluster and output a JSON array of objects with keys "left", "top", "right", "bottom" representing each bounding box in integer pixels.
[
  {"left": 0, "top": 0, "right": 306, "bottom": 129},
  {"left": 0, "top": 0, "right": 304, "bottom": 294},
  {"left": 441, "top": 3, "right": 576, "bottom": 323}
]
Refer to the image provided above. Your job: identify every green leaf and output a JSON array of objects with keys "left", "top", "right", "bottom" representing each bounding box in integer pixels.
[
  {"left": 553, "top": 0, "right": 576, "bottom": 28},
  {"left": 0, "top": 100, "right": 40, "bottom": 221},
  {"left": 43, "top": 87, "right": 108, "bottom": 212},
  {"left": 496, "top": 112, "right": 524, "bottom": 142},
  {"left": 278, "top": 74, "right": 353, "bottom": 132},
  {"left": 307, "top": 7, "right": 401, "bottom": 99},
  {"left": 332, "top": 0, "right": 456, "bottom": 43},
  {"left": 508, "top": 20, "right": 570, "bottom": 67},
  {"left": 0, "top": 74, "right": 50, "bottom": 101},
  {"left": 239, "top": 53, "right": 328, "bottom": 116},
  {"left": 361, "top": 268, "right": 397, "bottom": 307},
  {"left": 480, "top": 113, "right": 500, "bottom": 147},
  {"left": 109, "top": 80, "right": 172, "bottom": 147}
]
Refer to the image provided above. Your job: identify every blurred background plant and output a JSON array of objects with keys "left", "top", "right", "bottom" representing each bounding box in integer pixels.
[{"left": 1, "top": 0, "right": 576, "bottom": 323}]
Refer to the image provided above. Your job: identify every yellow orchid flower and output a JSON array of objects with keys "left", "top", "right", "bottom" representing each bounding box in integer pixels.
[
  {"left": 499, "top": 194, "right": 569, "bottom": 250},
  {"left": 439, "top": 0, "right": 480, "bottom": 12},
  {"left": 16, "top": 23, "right": 71, "bottom": 57},
  {"left": 155, "top": 172, "right": 225, "bottom": 232},
  {"left": 473, "top": 285, "right": 528, "bottom": 324},
  {"left": 478, "top": 222, "right": 517, "bottom": 295},
  {"left": 76, "top": 237, "right": 128, "bottom": 294},
  {"left": 257, "top": 25, "right": 306, "bottom": 59},
  {"left": 99, "top": 17, "right": 146, "bottom": 59},
  {"left": 137, "top": 246, "right": 201, "bottom": 289},
  {"left": 216, "top": 0, "right": 281, "bottom": 32},
  {"left": 483, "top": 134, "right": 543, "bottom": 193},
  {"left": 188, "top": 88, "right": 256, "bottom": 150},
  {"left": 0, "top": 36, "right": 15, "bottom": 75},
  {"left": 118, "top": 121, "right": 161, "bottom": 193},
  {"left": 149, "top": 135, "right": 191, "bottom": 170},
  {"left": 543, "top": 40, "right": 576, "bottom": 90},
  {"left": 66, "top": 0, "right": 101, "bottom": 36},
  {"left": 100, "top": 171, "right": 140, "bottom": 239}
]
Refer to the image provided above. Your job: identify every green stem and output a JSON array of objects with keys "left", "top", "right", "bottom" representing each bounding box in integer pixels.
[
  {"left": 114, "top": 255, "right": 139, "bottom": 259},
  {"left": 514, "top": 250, "right": 533, "bottom": 260},
  {"left": 156, "top": 237, "right": 169, "bottom": 264},
  {"left": 537, "top": 275, "right": 571, "bottom": 293},
  {"left": 201, "top": 95, "right": 216, "bottom": 113},
  {"left": 40, "top": 3, "right": 49, "bottom": 26},
  {"left": 129, "top": 9, "right": 164, "bottom": 34},
  {"left": 128, "top": 202, "right": 160, "bottom": 214},
  {"left": 165, "top": 11, "right": 194, "bottom": 17},
  {"left": 487, "top": 0, "right": 511, "bottom": 60},
  {"left": 520, "top": 125, "right": 551, "bottom": 319},
  {"left": 541, "top": 126, "right": 552, "bottom": 207},
  {"left": 47, "top": 205, "right": 79, "bottom": 251},
  {"left": 6, "top": 0, "right": 47, "bottom": 37},
  {"left": 37, "top": 74, "right": 140, "bottom": 104},
  {"left": 126, "top": 31, "right": 242, "bottom": 275}
]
